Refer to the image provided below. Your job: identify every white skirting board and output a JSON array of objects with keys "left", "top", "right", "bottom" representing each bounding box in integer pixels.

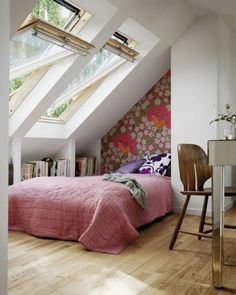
[{"left": 173, "top": 200, "right": 234, "bottom": 216}]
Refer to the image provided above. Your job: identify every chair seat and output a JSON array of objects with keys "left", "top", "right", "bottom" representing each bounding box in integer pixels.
[
  {"left": 181, "top": 186, "right": 236, "bottom": 196},
  {"left": 181, "top": 188, "right": 211, "bottom": 196}
]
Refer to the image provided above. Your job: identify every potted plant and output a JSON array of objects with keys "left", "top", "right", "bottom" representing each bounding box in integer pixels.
[{"left": 210, "top": 104, "right": 236, "bottom": 140}]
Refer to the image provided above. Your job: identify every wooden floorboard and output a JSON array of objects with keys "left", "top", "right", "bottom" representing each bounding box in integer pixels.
[{"left": 8, "top": 207, "right": 236, "bottom": 295}]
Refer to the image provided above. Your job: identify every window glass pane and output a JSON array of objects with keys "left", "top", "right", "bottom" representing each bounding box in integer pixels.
[
  {"left": 46, "top": 102, "right": 71, "bottom": 118},
  {"left": 32, "top": 0, "right": 75, "bottom": 29},
  {"left": 43, "top": 48, "right": 121, "bottom": 119},
  {"left": 10, "top": 30, "right": 62, "bottom": 69},
  {"left": 66, "top": 48, "right": 119, "bottom": 92},
  {"left": 10, "top": 0, "right": 80, "bottom": 70}
]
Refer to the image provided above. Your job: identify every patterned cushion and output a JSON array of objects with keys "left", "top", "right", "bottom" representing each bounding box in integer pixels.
[
  {"left": 138, "top": 153, "right": 171, "bottom": 176},
  {"left": 115, "top": 159, "right": 146, "bottom": 174}
]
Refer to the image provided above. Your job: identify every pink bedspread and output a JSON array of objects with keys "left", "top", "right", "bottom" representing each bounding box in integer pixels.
[{"left": 9, "top": 174, "right": 172, "bottom": 254}]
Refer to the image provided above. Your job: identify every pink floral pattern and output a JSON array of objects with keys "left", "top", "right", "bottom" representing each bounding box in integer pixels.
[
  {"left": 101, "top": 71, "right": 171, "bottom": 173},
  {"left": 113, "top": 133, "right": 137, "bottom": 154},
  {"left": 147, "top": 104, "right": 170, "bottom": 129}
]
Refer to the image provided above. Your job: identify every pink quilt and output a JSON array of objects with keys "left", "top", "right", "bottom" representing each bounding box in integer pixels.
[{"left": 9, "top": 174, "right": 172, "bottom": 254}]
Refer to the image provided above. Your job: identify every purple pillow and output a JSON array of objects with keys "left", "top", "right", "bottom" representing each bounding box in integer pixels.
[
  {"left": 115, "top": 159, "right": 146, "bottom": 174},
  {"left": 138, "top": 153, "right": 171, "bottom": 176}
]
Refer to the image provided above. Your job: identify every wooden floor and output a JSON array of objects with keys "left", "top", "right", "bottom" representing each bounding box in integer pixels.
[{"left": 8, "top": 207, "right": 236, "bottom": 295}]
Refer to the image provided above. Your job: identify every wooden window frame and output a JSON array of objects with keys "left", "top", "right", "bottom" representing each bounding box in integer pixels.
[
  {"left": 10, "top": 8, "right": 92, "bottom": 79},
  {"left": 104, "top": 38, "right": 139, "bottom": 62},
  {"left": 18, "top": 15, "right": 94, "bottom": 54},
  {"left": 9, "top": 67, "right": 49, "bottom": 116}
]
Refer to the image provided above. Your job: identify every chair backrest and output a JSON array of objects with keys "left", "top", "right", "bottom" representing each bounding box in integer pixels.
[{"left": 178, "top": 144, "right": 212, "bottom": 191}]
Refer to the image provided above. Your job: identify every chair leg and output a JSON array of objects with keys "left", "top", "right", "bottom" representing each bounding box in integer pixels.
[
  {"left": 198, "top": 195, "right": 209, "bottom": 240},
  {"left": 169, "top": 194, "right": 191, "bottom": 250}
]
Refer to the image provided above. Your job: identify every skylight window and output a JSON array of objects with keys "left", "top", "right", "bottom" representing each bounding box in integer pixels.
[
  {"left": 9, "top": 67, "right": 49, "bottom": 115},
  {"left": 33, "top": 0, "right": 77, "bottom": 30},
  {"left": 10, "top": 0, "right": 92, "bottom": 73},
  {"left": 9, "top": 0, "right": 93, "bottom": 116},
  {"left": 32, "top": 0, "right": 91, "bottom": 33},
  {"left": 65, "top": 48, "right": 119, "bottom": 92},
  {"left": 9, "top": 73, "right": 30, "bottom": 95},
  {"left": 40, "top": 30, "right": 139, "bottom": 123},
  {"left": 104, "top": 32, "right": 139, "bottom": 62},
  {"left": 112, "top": 31, "right": 136, "bottom": 48},
  {"left": 18, "top": 16, "right": 94, "bottom": 54},
  {"left": 10, "top": 29, "right": 61, "bottom": 69},
  {"left": 41, "top": 48, "right": 125, "bottom": 122}
]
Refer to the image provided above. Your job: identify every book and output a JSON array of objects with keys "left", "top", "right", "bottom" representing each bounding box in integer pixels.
[
  {"left": 21, "top": 158, "right": 68, "bottom": 181},
  {"left": 50, "top": 159, "right": 68, "bottom": 177},
  {"left": 87, "top": 157, "right": 95, "bottom": 176},
  {"left": 21, "top": 164, "right": 34, "bottom": 181},
  {"left": 50, "top": 161, "right": 56, "bottom": 177},
  {"left": 56, "top": 159, "right": 67, "bottom": 176},
  {"left": 26, "top": 160, "right": 49, "bottom": 178},
  {"left": 94, "top": 157, "right": 100, "bottom": 175},
  {"left": 75, "top": 156, "right": 97, "bottom": 176},
  {"left": 76, "top": 157, "right": 88, "bottom": 176}
]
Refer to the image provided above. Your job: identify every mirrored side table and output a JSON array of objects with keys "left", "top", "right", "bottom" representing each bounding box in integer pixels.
[{"left": 208, "top": 139, "right": 236, "bottom": 288}]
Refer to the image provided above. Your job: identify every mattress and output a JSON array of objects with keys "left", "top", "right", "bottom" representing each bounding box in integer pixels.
[{"left": 8, "top": 174, "right": 172, "bottom": 254}]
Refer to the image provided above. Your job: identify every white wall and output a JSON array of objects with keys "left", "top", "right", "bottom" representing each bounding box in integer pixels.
[
  {"left": 171, "top": 16, "right": 219, "bottom": 215},
  {"left": 218, "top": 17, "right": 234, "bottom": 190},
  {"left": 229, "top": 25, "right": 236, "bottom": 192},
  {"left": 0, "top": 0, "right": 9, "bottom": 294},
  {"left": 10, "top": 137, "right": 22, "bottom": 183},
  {"left": 54, "top": 138, "right": 76, "bottom": 177},
  {"left": 171, "top": 15, "right": 236, "bottom": 214},
  {"left": 77, "top": 139, "right": 102, "bottom": 174},
  {"left": 217, "top": 17, "right": 236, "bottom": 137},
  {"left": 218, "top": 17, "right": 236, "bottom": 193},
  {"left": 230, "top": 31, "right": 236, "bottom": 112}
]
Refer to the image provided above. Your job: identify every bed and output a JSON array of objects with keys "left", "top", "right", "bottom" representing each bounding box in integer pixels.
[{"left": 8, "top": 174, "right": 172, "bottom": 254}]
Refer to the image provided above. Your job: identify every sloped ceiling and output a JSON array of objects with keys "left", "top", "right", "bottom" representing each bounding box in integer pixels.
[
  {"left": 186, "top": 0, "right": 236, "bottom": 33},
  {"left": 186, "top": 0, "right": 236, "bottom": 15},
  {"left": 16, "top": 0, "right": 235, "bottom": 159}
]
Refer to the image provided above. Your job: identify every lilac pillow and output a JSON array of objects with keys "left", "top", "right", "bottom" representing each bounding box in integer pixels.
[
  {"left": 115, "top": 159, "right": 146, "bottom": 174},
  {"left": 138, "top": 153, "right": 171, "bottom": 176}
]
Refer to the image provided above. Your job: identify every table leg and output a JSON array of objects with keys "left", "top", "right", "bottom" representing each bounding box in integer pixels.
[{"left": 212, "top": 166, "right": 224, "bottom": 288}]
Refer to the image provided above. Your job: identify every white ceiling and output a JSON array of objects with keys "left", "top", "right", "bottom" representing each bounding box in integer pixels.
[
  {"left": 187, "top": 0, "right": 236, "bottom": 34},
  {"left": 187, "top": 0, "right": 236, "bottom": 15},
  {"left": 109, "top": 0, "right": 176, "bottom": 32}
]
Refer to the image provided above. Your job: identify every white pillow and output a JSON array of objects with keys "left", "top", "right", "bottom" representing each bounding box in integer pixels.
[{"left": 138, "top": 153, "right": 171, "bottom": 176}]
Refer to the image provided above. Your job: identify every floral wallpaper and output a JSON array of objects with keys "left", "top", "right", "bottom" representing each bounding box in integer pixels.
[{"left": 101, "top": 70, "right": 171, "bottom": 173}]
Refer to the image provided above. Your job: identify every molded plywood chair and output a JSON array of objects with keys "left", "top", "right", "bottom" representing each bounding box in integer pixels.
[{"left": 169, "top": 143, "right": 236, "bottom": 250}]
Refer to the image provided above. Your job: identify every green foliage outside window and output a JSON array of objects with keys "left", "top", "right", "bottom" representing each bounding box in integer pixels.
[
  {"left": 47, "top": 99, "right": 73, "bottom": 118},
  {"left": 50, "top": 103, "right": 68, "bottom": 118},
  {"left": 9, "top": 74, "right": 30, "bottom": 95},
  {"left": 33, "top": 0, "right": 72, "bottom": 29}
]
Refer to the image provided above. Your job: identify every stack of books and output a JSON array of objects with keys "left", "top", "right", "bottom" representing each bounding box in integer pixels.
[
  {"left": 50, "top": 159, "right": 68, "bottom": 177},
  {"left": 75, "top": 156, "right": 98, "bottom": 176},
  {"left": 21, "top": 161, "right": 49, "bottom": 181},
  {"left": 21, "top": 158, "right": 68, "bottom": 181}
]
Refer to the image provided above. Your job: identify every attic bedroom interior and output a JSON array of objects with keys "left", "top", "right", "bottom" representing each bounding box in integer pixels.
[{"left": 1, "top": 0, "right": 236, "bottom": 294}]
